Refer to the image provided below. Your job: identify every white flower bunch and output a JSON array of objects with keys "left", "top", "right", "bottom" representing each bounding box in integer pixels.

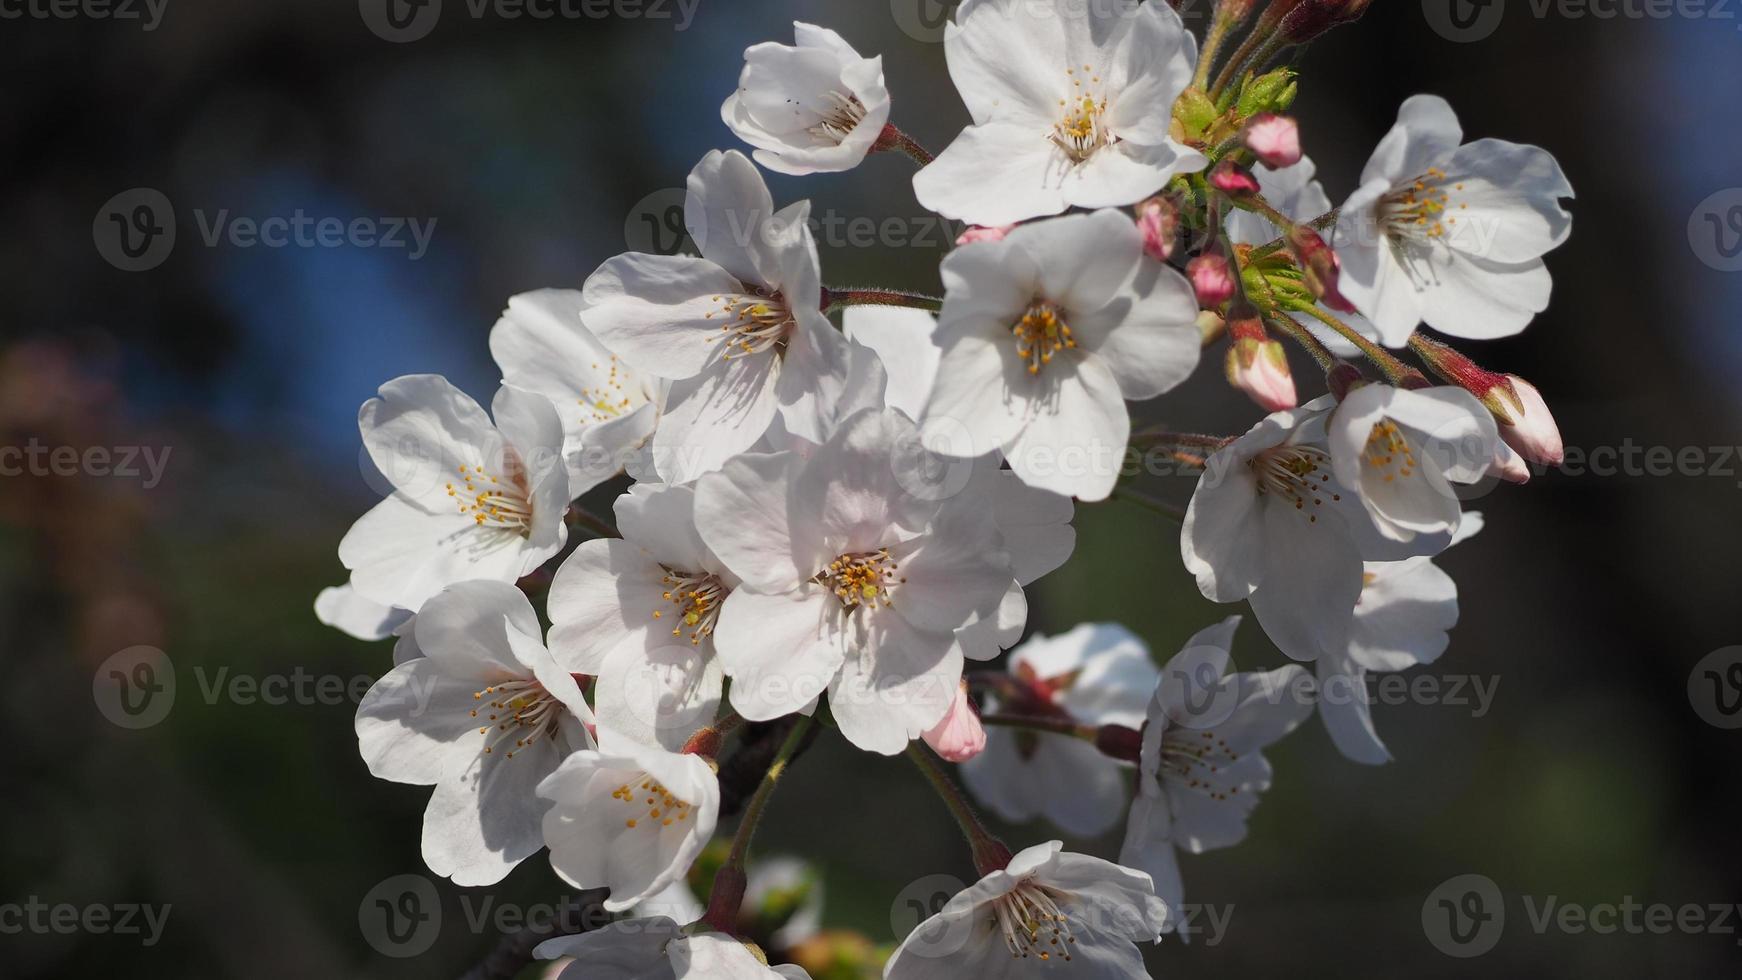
[{"left": 319, "top": 1, "right": 1572, "bottom": 975}]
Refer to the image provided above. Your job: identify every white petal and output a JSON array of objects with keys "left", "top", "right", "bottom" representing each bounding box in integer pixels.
[
  {"left": 912, "top": 122, "right": 1070, "bottom": 226},
  {"left": 715, "top": 587, "right": 844, "bottom": 721},
  {"left": 580, "top": 252, "right": 745, "bottom": 380},
  {"left": 1002, "top": 354, "right": 1131, "bottom": 501},
  {"left": 650, "top": 352, "right": 782, "bottom": 484}
]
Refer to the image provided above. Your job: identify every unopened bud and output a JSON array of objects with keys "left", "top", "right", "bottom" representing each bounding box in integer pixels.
[
  {"left": 1326, "top": 360, "right": 1365, "bottom": 401},
  {"left": 1493, "top": 375, "right": 1564, "bottom": 466},
  {"left": 1244, "top": 113, "right": 1302, "bottom": 168},
  {"left": 956, "top": 224, "right": 1015, "bottom": 246},
  {"left": 1287, "top": 226, "right": 1356, "bottom": 313},
  {"left": 1226, "top": 335, "right": 1298, "bottom": 412},
  {"left": 1188, "top": 254, "right": 1236, "bottom": 309},
  {"left": 1489, "top": 442, "right": 1532, "bottom": 484},
  {"left": 1210, "top": 160, "right": 1261, "bottom": 197},
  {"left": 1135, "top": 196, "right": 1179, "bottom": 262},
  {"left": 1279, "top": 0, "right": 1373, "bottom": 42},
  {"left": 922, "top": 681, "right": 987, "bottom": 763},
  {"left": 1196, "top": 310, "right": 1227, "bottom": 344}
]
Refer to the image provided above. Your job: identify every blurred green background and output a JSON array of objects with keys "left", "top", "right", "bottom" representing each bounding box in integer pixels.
[{"left": 3, "top": 0, "right": 1740, "bottom": 976}]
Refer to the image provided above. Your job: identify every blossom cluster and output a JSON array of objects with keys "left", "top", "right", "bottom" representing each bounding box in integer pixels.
[{"left": 317, "top": 0, "right": 1571, "bottom": 975}]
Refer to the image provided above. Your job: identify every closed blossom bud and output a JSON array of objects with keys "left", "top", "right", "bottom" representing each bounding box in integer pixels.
[
  {"left": 1327, "top": 360, "right": 1365, "bottom": 400},
  {"left": 1197, "top": 310, "right": 1227, "bottom": 344},
  {"left": 1225, "top": 327, "right": 1298, "bottom": 412},
  {"left": 1279, "top": 0, "right": 1372, "bottom": 42},
  {"left": 1135, "top": 195, "right": 1178, "bottom": 262},
  {"left": 1287, "top": 225, "right": 1357, "bottom": 313},
  {"left": 1493, "top": 375, "right": 1564, "bottom": 466},
  {"left": 922, "top": 681, "right": 987, "bottom": 762},
  {"left": 1210, "top": 160, "right": 1261, "bottom": 197},
  {"left": 1489, "top": 441, "right": 1532, "bottom": 484},
  {"left": 1244, "top": 113, "right": 1301, "bottom": 168},
  {"left": 956, "top": 224, "right": 1015, "bottom": 245},
  {"left": 1188, "top": 254, "right": 1236, "bottom": 308},
  {"left": 1094, "top": 724, "right": 1144, "bottom": 764}
]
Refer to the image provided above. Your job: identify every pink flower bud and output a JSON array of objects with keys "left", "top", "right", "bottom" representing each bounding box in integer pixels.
[
  {"left": 1135, "top": 196, "right": 1178, "bottom": 262},
  {"left": 1244, "top": 114, "right": 1301, "bottom": 168},
  {"left": 1188, "top": 254, "right": 1236, "bottom": 309},
  {"left": 1287, "top": 226, "right": 1357, "bottom": 313},
  {"left": 956, "top": 224, "right": 1015, "bottom": 246},
  {"left": 1210, "top": 161, "right": 1261, "bottom": 197},
  {"left": 1226, "top": 335, "right": 1298, "bottom": 412},
  {"left": 1489, "top": 442, "right": 1532, "bottom": 484},
  {"left": 922, "top": 681, "right": 987, "bottom": 763},
  {"left": 1495, "top": 375, "right": 1564, "bottom": 467}
]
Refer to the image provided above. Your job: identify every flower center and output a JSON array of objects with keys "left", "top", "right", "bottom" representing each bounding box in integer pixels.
[
  {"left": 705, "top": 290, "right": 796, "bottom": 360},
  {"left": 1362, "top": 419, "right": 1419, "bottom": 484},
  {"left": 1378, "top": 167, "right": 1469, "bottom": 245},
  {"left": 808, "top": 90, "right": 867, "bottom": 145},
  {"left": 1250, "top": 445, "right": 1339, "bottom": 522},
  {"left": 577, "top": 354, "right": 635, "bottom": 422},
  {"left": 992, "top": 882, "right": 1078, "bottom": 961},
  {"left": 611, "top": 774, "right": 695, "bottom": 831},
  {"left": 652, "top": 567, "right": 728, "bottom": 646},
  {"left": 1158, "top": 728, "right": 1242, "bottom": 802},
  {"left": 471, "top": 679, "right": 564, "bottom": 759},
  {"left": 1012, "top": 302, "right": 1075, "bottom": 376},
  {"left": 447, "top": 458, "right": 534, "bottom": 535},
  {"left": 1050, "top": 68, "right": 1113, "bottom": 164},
  {"left": 816, "top": 550, "right": 902, "bottom": 610}
]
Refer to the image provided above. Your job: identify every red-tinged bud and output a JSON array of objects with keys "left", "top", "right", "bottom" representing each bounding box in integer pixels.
[
  {"left": 1255, "top": 0, "right": 1305, "bottom": 31},
  {"left": 1188, "top": 254, "right": 1236, "bottom": 308},
  {"left": 1135, "top": 195, "right": 1179, "bottom": 262},
  {"left": 956, "top": 224, "right": 1015, "bottom": 246},
  {"left": 1210, "top": 160, "right": 1261, "bottom": 197},
  {"left": 1494, "top": 375, "right": 1564, "bottom": 466},
  {"left": 1327, "top": 360, "right": 1365, "bottom": 400},
  {"left": 1244, "top": 113, "right": 1301, "bottom": 168},
  {"left": 1227, "top": 335, "right": 1298, "bottom": 412},
  {"left": 1286, "top": 226, "right": 1356, "bottom": 313},
  {"left": 1279, "top": 0, "right": 1373, "bottom": 42},
  {"left": 1094, "top": 724, "right": 1144, "bottom": 764},
  {"left": 922, "top": 681, "right": 987, "bottom": 763}
]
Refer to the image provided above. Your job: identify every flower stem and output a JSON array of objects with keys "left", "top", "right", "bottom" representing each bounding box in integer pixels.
[
  {"left": 821, "top": 287, "right": 944, "bottom": 316},
  {"left": 1286, "top": 301, "right": 1423, "bottom": 387},
  {"left": 872, "top": 124, "right": 935, "bottom": 167},
  {"left": 1265, "top": 313, "right": 1338, "bottom": 373},
  {"left": 907, "top": 743, "right": 1012, "bottom": 876},
  {"left": 978, "top": 713, "right": 1096, "bottom": 740},
  {"left": 702, "top": 715, "right": 813, "bottom": 933}
]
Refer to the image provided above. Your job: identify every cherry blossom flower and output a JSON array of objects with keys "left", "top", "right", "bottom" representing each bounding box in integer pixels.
[
  {"left": 883, "top": 841, "right": 1168, "bottom": 977},
  {"left": 537, "top": 728, "right": 720, "bottom": 912},
  {"left": 580, "top": 150, "right": 847, "bottom": 483},
  {"left": 1325, "top": 384, "right": 1497, "bottom": 544},
  {"left": 1318, "top": 515, "right": 1480, "bottom": 764},
  {"left": 547, "top": 483, "right": 733, "bottom": 751},
  {"left": 1333, "top": 94, "right": 1574, "bottom": 345},
  {"left": 961, "top": 623, "right": 1157, "bottom": 837},
  {"left": 919, "top": 209, "right": 1200, "bottom": 501},
  {"left": 923, "top": 680, "right": 988, "bottom": 762},
  {"left": 912, "top": 0, "right": 1206, "bottom": 225},
  {"left": 354, "top": 581, "right": 594, "bottom": 885},
  {"left": 1118, "top": 617, "right": 1313, "bottom": 934},
  {"left": 695, "top": 409, "right": 1016, "bottom": 754},
  {"left": 722, "top": 23, "right": 891, "bottom": 176},
  {"left": 489, "top": 288, "right": 663, "bottom": 498},
  {"left": 314, "top": 584, "right": 420, "bottom": 664},
  {"left": 1494, "top": 374, "right": 1564, "bottom": 466},
  {"left": 536, "top": 917, "right": 811, "bottom": 979},
  {"left": 340, "top": 375, "right": 569, "bottom": 611}
]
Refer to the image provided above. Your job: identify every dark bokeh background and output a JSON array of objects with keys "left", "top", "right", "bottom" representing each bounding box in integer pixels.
[{"left": 3, "top": 1, "right": 1740, "bottom": 976}]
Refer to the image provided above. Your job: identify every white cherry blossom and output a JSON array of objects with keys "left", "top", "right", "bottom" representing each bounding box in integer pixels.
[
  {"left": 1325, "top": 384, "right": 1497, "bottom": 545},
  {"left": 580, "top": 150, "right": 847, "bottom": 483},
  {"left": 547, "top": 482, "right": 732, "bottom": 751},
  {"left": 884, "top": 841, "right": 1167, "bottom": 977},
  {"left": 354, "top": 581, "right": 594, "bottom": 886},
  {"left": 1333, "top": 94, "right": 1574, "bottom": 345},
  {"left": 919, "top": 209, "right": 1200, "bottom": 501},
  {"left": 489, "top": 288, "right": 663, "bottom": 498},
  {"left": 1118, "top": 617, "right": 1313, "bottom": 934},
  {"left": 537, "top": 728, "right": 720, "bottom": 912},
  {"left": 961, "top": 623, "right": 1157, "bottom": 837},
  {"left": 913, "top": 0, "right": 1206, "bottom": 225},
  {"left": 536, "top": 918, "right": 811, "bottom": 979},
  {"left": 722, "top": 23, "right": 890, "bottom": 176},
  {"left": 340, "top": 375, "right": 569, "bottom": 611}
]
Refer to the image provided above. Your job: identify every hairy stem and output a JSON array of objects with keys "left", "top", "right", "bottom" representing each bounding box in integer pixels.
[
  {"left": 907, "top": 743, "right": 1012, "bottom": 876},
  {"left": 822, "top": 287, "right": 944, "bottom": 316},
  {"left": 873, "top": 124, "right": 935, "bottom": 166},
  {"left": 702, "top": 715, "right": 814, "bottom": 932},
  {"left": 1287, "top": 301, "right": 1421, "bottom": 386}
]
